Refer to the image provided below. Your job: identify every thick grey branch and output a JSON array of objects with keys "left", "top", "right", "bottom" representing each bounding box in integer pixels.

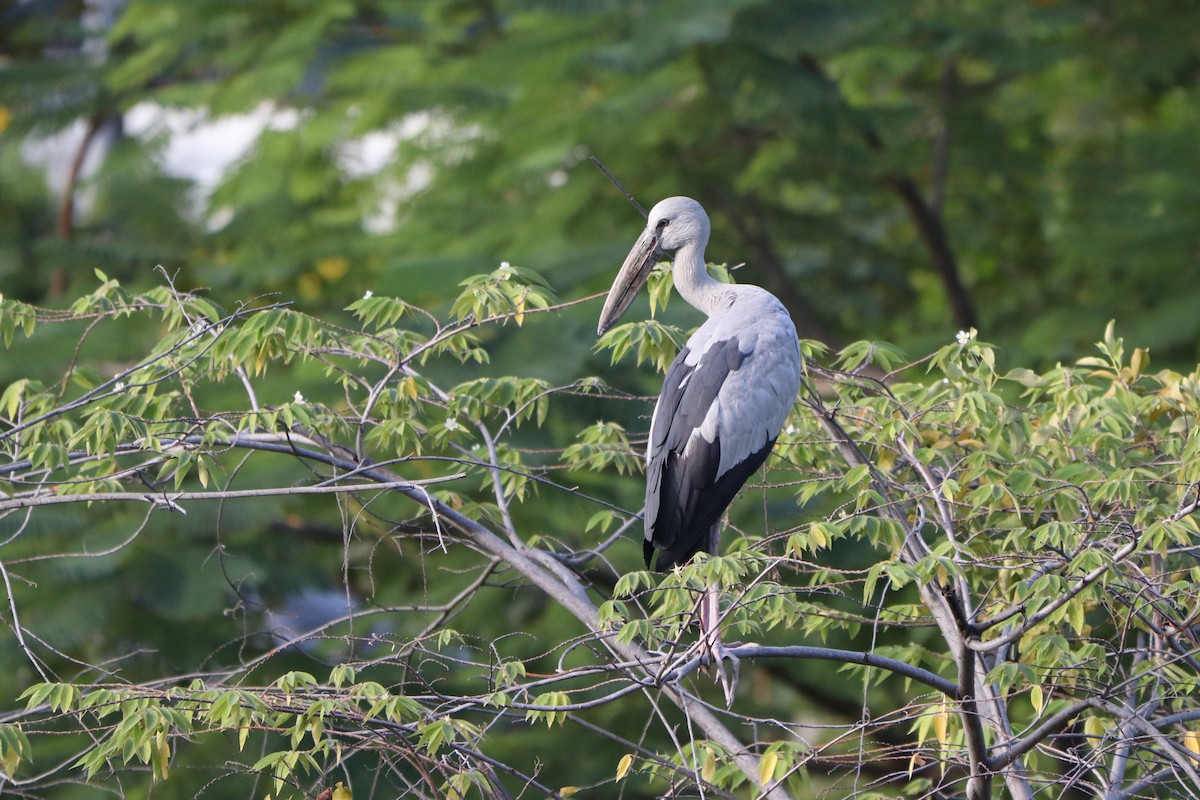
[
  {"left": 986, "top": 698, "right": 1100, "bottom": 772},
  {"left": 709, "top": 644, "right": 957, "bottom": 697}
]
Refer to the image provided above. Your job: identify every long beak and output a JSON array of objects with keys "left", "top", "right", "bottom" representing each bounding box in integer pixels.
[{"left": 597, "top": 227, "right": 662, "bottom": 335}]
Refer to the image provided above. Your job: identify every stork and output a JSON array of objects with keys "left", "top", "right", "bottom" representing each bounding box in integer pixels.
[{"left": 598, "top": 196, "right": 802, "bottom": 662}]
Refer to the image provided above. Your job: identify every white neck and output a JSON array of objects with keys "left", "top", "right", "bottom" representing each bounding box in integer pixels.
[{"left": 672, "top": 240, "right": 725, "bottom": 317}]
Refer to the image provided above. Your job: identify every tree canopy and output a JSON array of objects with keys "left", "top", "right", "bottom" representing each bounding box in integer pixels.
[{"left": 4, "top": 0, "right": 1199, "bottom": 360}]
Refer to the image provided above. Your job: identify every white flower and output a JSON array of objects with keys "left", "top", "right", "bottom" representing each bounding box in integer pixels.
[
  {"left": 496, "top": 261, "right": 514, "bottom": 280},
  {"left": 955, "top": 330, "right": 971, "bottom": 345},
  {"left": 113, "top": 381, "right": 126, "bottom": 393},
  {"left": 444, "top": 416, "right": 460, "bottom": 432},
  {"left": 785, "top": 424, "right": 797, "bottom": 436},
  {"left": 293, "top": 391, "right": 306, "bottom": 404},
  {"left": 362, "top": 290, "right": 374, "bottom": 300}
]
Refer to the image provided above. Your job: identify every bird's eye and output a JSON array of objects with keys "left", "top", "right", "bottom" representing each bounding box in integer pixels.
[{"left": 656, "top": 218, "right": 670, "bottom": 231}]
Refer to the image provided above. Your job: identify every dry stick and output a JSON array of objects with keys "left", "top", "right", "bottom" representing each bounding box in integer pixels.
[
  {"left": 590, "top": 156, "right": 648, "bottom": 219},
  {"left": 0, "top": 478, "right": 463, "bottom": 512},
  {"left": 0, "top": 558, "right": 50, "bottom": 682}
]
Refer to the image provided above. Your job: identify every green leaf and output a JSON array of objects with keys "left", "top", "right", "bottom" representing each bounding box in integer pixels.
[
  {"left": 1, "top": 378, "right": 29, "bottom": 420},
  {"left": 418, "top": 718, "right": 455, "bottom": 755}
]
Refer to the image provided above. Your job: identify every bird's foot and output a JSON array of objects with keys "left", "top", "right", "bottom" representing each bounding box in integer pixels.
[
  {"left": 694, "top": 587, "right": 740, "bottom": 704},
  {"left": 697, "top": 642, "right": 740, "bottom": 707}
]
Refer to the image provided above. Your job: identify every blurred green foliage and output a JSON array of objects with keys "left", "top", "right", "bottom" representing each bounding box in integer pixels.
[{"left": 2, "top": 0, "right": 1199, "bottom": 363}]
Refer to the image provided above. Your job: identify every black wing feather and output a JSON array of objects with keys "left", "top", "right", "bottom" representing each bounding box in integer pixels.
[{"left": 644, "top": 340, "right": 774, "bottom": 570}]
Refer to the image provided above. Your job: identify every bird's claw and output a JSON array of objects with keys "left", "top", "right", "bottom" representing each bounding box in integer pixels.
[{"left": 697, "top": 642, "right": 741, "bottom": 707}]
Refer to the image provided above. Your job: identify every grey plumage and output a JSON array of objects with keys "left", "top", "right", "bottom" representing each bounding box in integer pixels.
[{"left": 598, "top": 197, "right": 802, "bottom": 572}]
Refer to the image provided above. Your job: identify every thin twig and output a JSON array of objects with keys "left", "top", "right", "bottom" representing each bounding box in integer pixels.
[
  {"left": 589, "top": 156, "right": 648, "bottom": 218},
  {"left": 0, "top": 477, "right": 465, "bottom": 512}
]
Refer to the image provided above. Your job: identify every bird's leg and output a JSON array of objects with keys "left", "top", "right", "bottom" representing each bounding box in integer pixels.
[
  {"left": 695, "top": 523, "right": 739, "bottom": 701},
  {"left": 696, "top": 526, "right": 739, "bottom": 703},
  {"left": 699, "top": 521, "right": 724, "bottom": 658},
  {"left": 697, "top": 584, "right": 739, "bottom": 706},
  {"left": 697, "top": 524, "right": 724, "bottom": 664},
  {"left": 698, "top": 584, "right": 722, "bottom": 664}
]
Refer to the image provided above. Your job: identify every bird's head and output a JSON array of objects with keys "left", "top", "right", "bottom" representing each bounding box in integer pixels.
[{"left": 597, "top": 196, "right": 710, "bottom": 335}]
